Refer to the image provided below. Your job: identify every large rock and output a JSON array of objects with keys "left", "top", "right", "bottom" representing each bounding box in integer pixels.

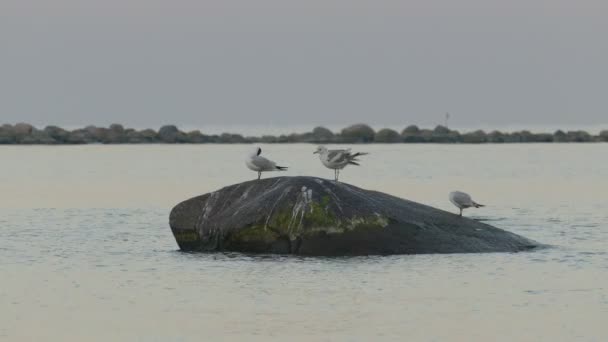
[{"left": 170, "top": 177, "right": 540, "bottom": 255}]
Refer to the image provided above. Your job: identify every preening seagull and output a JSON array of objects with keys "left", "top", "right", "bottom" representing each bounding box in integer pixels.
[
  {"left": 245, "top": 147, "right": 287, "bottom": 180},
  {"left": 313, "top": 145, "right": 368, "bottom": 181},
  {"left": 449, "top": 191, "right": 484, "bottom": 217}
]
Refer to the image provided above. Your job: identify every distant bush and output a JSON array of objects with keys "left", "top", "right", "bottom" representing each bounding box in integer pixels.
[
  {"left": 461, "top": 130, "right": 487, "bottom": 144},
  {"left": 401, "top": 125, "right": 420, "bottom": 135},
  {"left": 311, "top": 126, "right": 334, "bottom": 143},
  {"left": 44, "top": 126, "right": 70, "bottom": 143},
  {"left": 566, "top": 130, "right": 592, "bottom": 142},
  {"left": 0, "top": 122, "right": 606, "bottom": 144},
  {"left": 219, "top": 133, "right": 247, "bottom": 143},
  {"left": 430, "top": 125, "right": 460, "bottom": 143},
  {"left": 159, "top": 125, "right": 180, "bottom": 143},
  {"left": 374, "top": 128, "right": 401, "bottom": 143},
  {"left": 400, "top": 125, "right": 427, "bottom": 142},
  {"left": 340, "top": 124, "right": 375, "bottom": 143}
]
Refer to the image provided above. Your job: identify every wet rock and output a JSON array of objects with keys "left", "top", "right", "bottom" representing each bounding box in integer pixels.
[{"left": 170, "top": 177, "right": 540, "bottom": 255}]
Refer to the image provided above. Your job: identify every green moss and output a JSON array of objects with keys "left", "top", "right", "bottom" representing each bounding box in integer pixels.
[
  {"left": 350, "top": 220, "right": 387, "bottom": 231},
  {"left": 348, "top": 215, "right": 390, "bottom": 231},
  {"left": 231, "top": 225, "right": 279, "bottom": 243},
  {"left": 305, "top": 199, "right": 339, "bottom": 228},
  {"left": 173, "top": 230, "right": 200, "bottom": 243},
  {"left": 229, "top": 197, "right": 392, "bottom": 246}
]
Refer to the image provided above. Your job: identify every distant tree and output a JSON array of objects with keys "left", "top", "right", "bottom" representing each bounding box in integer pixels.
[
  {"left": 0, "top": 124, "right": 16, "bottom": 144},
  {"left": 553, "top": 130, "right": 568, "bottom": 142},
  {"left": 286, "top": 133, "right": 304, "bottom": 143},
  {"left": 109, "top": 123, "right": 124, "bottom": 132},
  {"left": 159, "top": 125, "right": 180, "bottom": 143},
  {"left": 417, "top": 129, "right": 434, "bottom": 142},
  {"left": 186, "top": 130, "right": 207, "bottom": 143},
  {"left": 68, "top": 129, "right": 96, "bottom": 144},
  {"left": 519, "top": 130, "right": 534, "bottom": 142},
  {"left": 433, "top": 125, "right": 450, "bottom": 135},
  {"left": 566, "top": 130, "right": 592, "bottom": 142},
  {"left": 533, "top": 133, "right": 553, "bottom": 142},
  {"left": 276, "top": 135, "right": 290, "bottom": 143},
  {"left": 13, "top": 123, "right": 34, "bottom": 143},
  {"left": 374, "top": 128, "right": 401, "bottom": 143},
  {"left": 44, "top": 126, "right": 70, "bottom": 143},
  {"left": 401, "top": 125, "right": 420, "bottom": 135},
  {"left": 219, "top": 133, "right": 247, "bottom": 143},
  {"left": 462, "top": 130, "right": 487, "bottom": 143},
  {"left": 400, "top": 125, "right": 424, "bottom": 142},
  {"left": 260, "top": 135, "right": 278, "bottom": 143},
  {"left": 0, "top": 122, "right": 603, "bottom": 144},
  {"left": 340, "top": 124, "right": 375, "bottom": 143},
  {"left": 105, "top": 123, "right": 127, "bottom": 143},
  {"left": 431, "top": 125, "right": 459, "bottom": 143},
  {"left": 311, "top": 126, "right": 334, "bottom": 143},
  {"left": 139, "top": 129, "right": 160, "bottom": 143},
  {"left": 487, "top": 131, "right": 505, "bottom": 143},
  {"left": 20, "top": 128, "right": 56, "bottom": 144}
]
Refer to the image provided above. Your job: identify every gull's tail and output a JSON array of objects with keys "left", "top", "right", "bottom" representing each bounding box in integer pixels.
[
  {"left": 351, "top": 152, "right": 369, "bottom": 158},
  {"left": 276, "top": 166, "right": 288, "bottom": 171},
  {"left": 473, "top": 202, "right": 484, "bottom": 208},
  {"left": 347, "top": 151, "right": 368, "bottom": 165}
]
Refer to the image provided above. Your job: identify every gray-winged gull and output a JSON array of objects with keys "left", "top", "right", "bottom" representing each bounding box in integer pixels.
[
  {"left": 449, "top": 191, "right": 485, "bottom": 217},
  {"left": 313, "top": 145, "right": 368, "bottom": 181}
]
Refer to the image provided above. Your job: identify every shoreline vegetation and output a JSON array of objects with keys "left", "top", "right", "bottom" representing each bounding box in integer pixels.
[{"left": 1, "top": 123, "right": 607, "bottom": 144}]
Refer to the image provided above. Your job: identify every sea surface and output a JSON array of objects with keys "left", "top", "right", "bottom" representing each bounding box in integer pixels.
[{"left": 1, "top": 144, "right": 607, "bottom": 341}]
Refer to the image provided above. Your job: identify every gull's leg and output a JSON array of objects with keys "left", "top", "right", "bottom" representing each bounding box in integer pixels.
[
  {"left": 336, "top": 169, "right": 340, "bottom": 182},
  {"left": 258, "top": 171, "right": 261, "bottom": 180},
  {"left": 459, "top": 208, "right": 462, "bottom": 217}
]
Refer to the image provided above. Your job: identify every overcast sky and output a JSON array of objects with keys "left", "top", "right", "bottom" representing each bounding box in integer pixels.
[{"left": 1, "top": 0, "right": 607, "bottom": 129}]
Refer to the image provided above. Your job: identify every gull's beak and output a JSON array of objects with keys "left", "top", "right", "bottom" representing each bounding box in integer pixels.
[{"left": 313, "top": 151, "right": 319, "bottom": 154}]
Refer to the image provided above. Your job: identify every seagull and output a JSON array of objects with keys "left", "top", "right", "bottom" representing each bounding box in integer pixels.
[
  {"left": 449, "top": 191, "right": 485, "bottom": 217},
  {"left": 313, "top": 145, "right": 368, "bottom": 181},
  {"left": 245, "top": 147, "right": 288, "bottom": 180}
]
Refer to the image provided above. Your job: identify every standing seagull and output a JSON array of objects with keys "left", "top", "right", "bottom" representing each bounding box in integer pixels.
[
  {"left": 449, "top": 191, "right": 485, "bottom": 217},
  {"left": 313, "top": 145, "right": 368, "bottom": 182},
  {"left": 245, "top": 147, "right": 288, "bottom": 180}
]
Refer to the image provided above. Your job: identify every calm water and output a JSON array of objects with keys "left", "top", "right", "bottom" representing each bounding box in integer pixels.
[{"left": 1, "top": 144, "right": 607, "bottom": 341}]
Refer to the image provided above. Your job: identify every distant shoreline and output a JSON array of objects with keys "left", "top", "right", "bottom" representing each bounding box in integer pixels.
[{"left": 1, "top": 123, "right": 607, "bottom": 144}]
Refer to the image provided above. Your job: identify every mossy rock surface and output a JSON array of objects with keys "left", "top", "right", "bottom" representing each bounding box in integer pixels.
[{"left": 169, "top": 177, "right": 540, "bottom": 255}]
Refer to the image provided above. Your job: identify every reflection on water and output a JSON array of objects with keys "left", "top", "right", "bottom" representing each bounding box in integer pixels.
[{"left": 1, "top": 144, "right": 607, "bottom": 341}]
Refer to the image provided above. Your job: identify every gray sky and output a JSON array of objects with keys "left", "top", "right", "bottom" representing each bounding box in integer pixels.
[{"left": 1, "top": 0, "right": 607, "bottom": 129}]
